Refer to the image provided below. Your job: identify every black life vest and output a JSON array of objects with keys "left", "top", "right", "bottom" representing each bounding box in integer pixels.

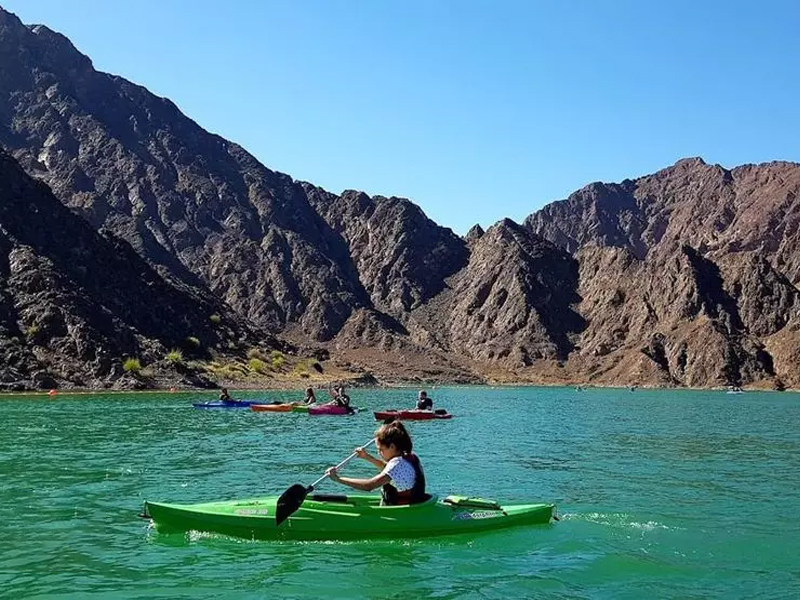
[
  {"left": 416, "top": 397, "right": 433, "bottom": 410},
  {"left": 381, "top": 453, "right": 426, "bottom": 506}
]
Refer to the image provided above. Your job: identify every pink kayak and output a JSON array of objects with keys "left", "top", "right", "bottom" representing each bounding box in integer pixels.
[{"left": 308, "top": 404, "right": 357, "bottom": 416}]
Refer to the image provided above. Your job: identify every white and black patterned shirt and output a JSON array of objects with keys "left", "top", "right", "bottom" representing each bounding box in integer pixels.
[{"left": 380, "top": 457, "right": 417, "bottom": 492}]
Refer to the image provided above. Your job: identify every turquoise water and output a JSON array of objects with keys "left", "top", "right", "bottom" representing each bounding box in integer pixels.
[{"left": 1, "top": 386, "right": 798, "bottom": 599}]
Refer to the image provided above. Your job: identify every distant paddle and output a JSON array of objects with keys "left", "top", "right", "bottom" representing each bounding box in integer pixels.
[{"left": 275, "top": 437, "right": 377, "bottom": 526}]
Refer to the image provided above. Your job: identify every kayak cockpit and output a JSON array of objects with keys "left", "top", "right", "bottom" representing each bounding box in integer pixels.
[{"left": 302, "top": 493, "right": 437, "bottom": 509}]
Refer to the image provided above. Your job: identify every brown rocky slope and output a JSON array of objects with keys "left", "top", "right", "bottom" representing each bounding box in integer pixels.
[{"left": 525, "top": 158, "right": 800, "bottom": 389}]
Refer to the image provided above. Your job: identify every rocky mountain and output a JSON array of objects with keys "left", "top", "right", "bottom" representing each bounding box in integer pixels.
[
  {"left": 303, "top": 185, "right": 469, "bottom": 320},
  {"left": 525, "top": 158, "right": 800, "bottom": 388},
  {"left": 0, "top": 148, "right": 257, "bottom": 390},
  {"left": 0, "top": 8, "right": 370, "bottom": 342},
  {"left": 417, "top": 219, "right": 584, "bottom": 366},
  {"left": 1, "top": 6, "right": 799, "bottom": 390}
]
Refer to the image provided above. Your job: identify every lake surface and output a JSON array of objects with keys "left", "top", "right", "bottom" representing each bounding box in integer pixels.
[{"left": 1, "top": 386, "right": 798, "bottom": 599}]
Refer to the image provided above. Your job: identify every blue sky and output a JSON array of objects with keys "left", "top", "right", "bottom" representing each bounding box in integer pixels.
[{"left": 3, "top": 1, "right": 799, "bottom": 234}]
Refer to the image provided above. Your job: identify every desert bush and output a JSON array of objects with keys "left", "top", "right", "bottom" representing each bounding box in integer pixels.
[
  {"left": 166, "top": 349, "right": 183, "bottom": 364},
  {"left": 123, "top": 358, "right": 142, "bottom": 373},
  {"left": 249, "top": 358, "right": 267, "bottom": 374}
]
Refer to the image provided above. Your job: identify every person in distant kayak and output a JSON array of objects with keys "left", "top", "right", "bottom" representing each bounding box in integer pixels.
[
  {"left": 302, "top": 387, "right": 317, "bottom": 405},
  {"left": 219, "top": 388, "right": 233, "bottom": 402},
  {"left": 326, "top": 420, "right": 427, "bottom": 506},
  {"left": 328, "top": 385, "right": 351, "bottom": 408},
  {"left": 416, "top": 390, "right": 433, "bottom": 410}
]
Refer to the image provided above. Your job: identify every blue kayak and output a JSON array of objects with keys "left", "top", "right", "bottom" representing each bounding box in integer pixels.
[{"left": 192, "top": 400, "right": 257, "bottom": 409}]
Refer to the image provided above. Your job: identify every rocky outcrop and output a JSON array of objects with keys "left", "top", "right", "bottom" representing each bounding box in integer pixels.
[
  {"left": 525, "top": 158, "right": 800, "bottom": 388},
  {"left": 441, "top": 219, "right": 584, "bottom": 366},
  {"left": 304, "top": 185, "right": 469, "bottom": 320},
  {"left": 0, "top": 148, "right": 255, "bottom": 389},
  {"left": 526, "top": 158, "right": 800, "bottom": 283},
  {"left": 464, "top": 224, "right": 485, "bottom": 246}
]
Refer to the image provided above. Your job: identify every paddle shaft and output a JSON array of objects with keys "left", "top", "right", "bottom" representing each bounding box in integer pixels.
[{"left": 308, "top": 437, "right": 376, "bottom": 490}]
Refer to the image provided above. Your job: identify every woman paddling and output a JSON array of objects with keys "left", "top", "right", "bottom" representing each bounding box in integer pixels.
[{"left": 325, "top": 421, "right": 427, "bottom": 505}]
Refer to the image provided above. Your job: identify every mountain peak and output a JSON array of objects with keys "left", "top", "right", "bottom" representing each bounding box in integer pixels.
[
  {"left": 0, "top": 8, "right": 93, "bottom": 73},
  {"left": 673, "top": 156, "right": 708, "bottom": 168},
  {"left": 0, "top": 6, "right": 22, "bottom": 25},
  {"left": 464, "top": 223, "right": 484, "bottom": 244}
]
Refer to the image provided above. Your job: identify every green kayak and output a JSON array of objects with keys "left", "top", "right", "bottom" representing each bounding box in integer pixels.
[{"left": 142, "top": 494, "right": 555, "bottom": 541}]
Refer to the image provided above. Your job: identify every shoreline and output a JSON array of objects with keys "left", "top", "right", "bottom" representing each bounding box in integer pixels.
[{"left": 0, "top": 381, "right": 795, "bottom": 397}]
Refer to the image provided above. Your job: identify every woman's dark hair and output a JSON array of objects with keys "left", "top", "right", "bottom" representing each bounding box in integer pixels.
[
  {"left": 376, "top": 420, "right": 413, "bottom": 454},
  {"left": 306, "top": 387, "right": 315, "bottom": 396}
]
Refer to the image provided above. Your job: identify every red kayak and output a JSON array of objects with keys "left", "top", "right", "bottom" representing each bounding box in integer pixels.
[{"left": 374, "top": 409, "right": 453, "bottom": 421}]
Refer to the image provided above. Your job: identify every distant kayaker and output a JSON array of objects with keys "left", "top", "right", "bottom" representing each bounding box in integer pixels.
[
  {"left": 325, "top": 420, "right": 427, "bottom": 506},
  {"left": 302, "top": 387, "right": 317, "bottom": 405},
  {"left": 416, "top": 390, "right": 433, "bottom": 410},
  {"left": 328, "top": 385, "right": 351, "bottom": 408},
  {"left": 219, "top": 387, "right": 233, "bottom": 402}
]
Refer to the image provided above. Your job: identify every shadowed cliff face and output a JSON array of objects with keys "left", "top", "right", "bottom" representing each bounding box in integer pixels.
[
  {"left": 442, "top": 219, "right": 584, "bottom": 365},
  {"left": 1, "top": 7, "right": 800, "bottom": 390},
  {"left": 0, "top": 148, "right": 257, "bottom": 389},
  {"left": 304, "top": 185, "right": 470, "bottom": 320}
]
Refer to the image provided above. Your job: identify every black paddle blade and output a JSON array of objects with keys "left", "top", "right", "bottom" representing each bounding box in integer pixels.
[{"left": 275, "top": 483, "right": 311, "bottom": 526}]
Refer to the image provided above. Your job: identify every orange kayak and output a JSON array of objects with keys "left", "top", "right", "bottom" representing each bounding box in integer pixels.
[{"left": 251, "top": 403, "right": 293, "bottom": 413}]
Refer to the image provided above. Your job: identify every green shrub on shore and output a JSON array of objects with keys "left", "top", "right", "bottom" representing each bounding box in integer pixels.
[
  {"left": 165, "top": 349, "right": 183, "bottom": 364},
  {"left": 248, "top": 358, "right": 267, "bottom": 374},
  {"left": 123, "top": 358, "right": 142, "bottom": 373},
  {"left": 293, "top": 358, "right": 322, "bottom": 377},
  {"left": 270, "top": 350, "right": 285, "bottom": 369},
  {"left": 208, "top": 364, "right": 242, "bottom": 380}
]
